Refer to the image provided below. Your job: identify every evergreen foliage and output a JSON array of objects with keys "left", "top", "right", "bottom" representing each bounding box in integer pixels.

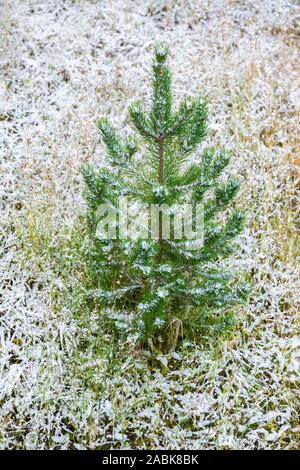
[{"left": 82, "top": 44, "right": 249, "bottom": 346}]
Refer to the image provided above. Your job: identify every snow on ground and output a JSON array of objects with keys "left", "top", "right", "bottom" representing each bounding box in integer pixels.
[{"left": 0, "top": 0, "right": 299, "bottom": 449}]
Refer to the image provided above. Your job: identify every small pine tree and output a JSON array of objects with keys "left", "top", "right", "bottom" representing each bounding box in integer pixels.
[{"left": 82, "top": 44, "right": 249, "bottom": 347}]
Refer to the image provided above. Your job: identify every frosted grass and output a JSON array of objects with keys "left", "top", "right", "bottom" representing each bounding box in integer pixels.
[{"left": 0, "top": 0, "right": 299, "bottom": 449}]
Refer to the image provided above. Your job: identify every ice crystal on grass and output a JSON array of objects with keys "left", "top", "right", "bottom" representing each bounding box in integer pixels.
[{"left": 0, "top": 0, "right": 299, "bottom": 450}]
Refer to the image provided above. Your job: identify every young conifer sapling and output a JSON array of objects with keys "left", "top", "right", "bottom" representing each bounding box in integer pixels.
[{"left": 82, "top": 44, "right": 249, "bottom": 347}]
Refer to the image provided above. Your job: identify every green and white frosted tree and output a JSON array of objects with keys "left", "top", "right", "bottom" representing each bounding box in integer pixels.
[{"left": 82, "top": 44, "right": 249, "bottom": 347}]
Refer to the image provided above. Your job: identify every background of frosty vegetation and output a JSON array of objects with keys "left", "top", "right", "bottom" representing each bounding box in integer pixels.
[{"left": 0, "top": 0, "right": 299, "bottom": 450}]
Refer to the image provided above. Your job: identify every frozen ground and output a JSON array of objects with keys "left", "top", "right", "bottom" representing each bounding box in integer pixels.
[{"left": 0, "top": 0, "right": 299, "bottom": 449}]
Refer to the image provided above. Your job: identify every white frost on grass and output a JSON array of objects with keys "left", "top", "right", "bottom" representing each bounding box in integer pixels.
[{"left": 0, "top": 0, "right": 299, "bottom": 449}]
